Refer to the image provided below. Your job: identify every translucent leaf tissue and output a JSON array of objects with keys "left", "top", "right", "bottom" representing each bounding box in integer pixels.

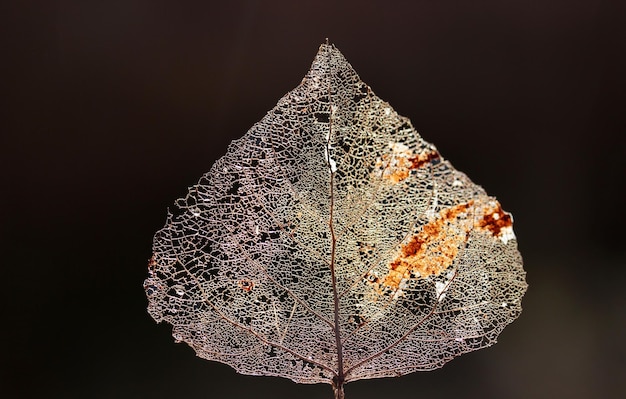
[{"left": 144, "top": 43, "right": 528, "bottom": 399}]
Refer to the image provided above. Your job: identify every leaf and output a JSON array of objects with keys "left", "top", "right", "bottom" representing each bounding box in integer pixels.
[{"left": 144, "top": 43, "right": 527, "bottom": 399}]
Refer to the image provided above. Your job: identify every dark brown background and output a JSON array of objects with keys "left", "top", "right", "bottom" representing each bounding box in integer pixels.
[{"left": 3, "top": 1, "right": 625, "bottom": 398}]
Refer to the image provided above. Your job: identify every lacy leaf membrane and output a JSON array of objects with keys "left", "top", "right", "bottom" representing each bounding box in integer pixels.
[{"left": 144, "top": 43, "right": 527, "bottom": 388}]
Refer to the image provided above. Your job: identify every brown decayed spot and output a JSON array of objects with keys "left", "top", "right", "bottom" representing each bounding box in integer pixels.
[
  {"left": 370, "top": 199, "right": 514, "bottom": 296},
  {"left": 475, "top": 202, "right": 513, "bottom": 237},
  {"left": 238, "top": 279, "right": 254, "bottom": 293},
  {"left": 408, "top": 150, "right": 440, "bottom": 170},
  {"left": 375, "top": 146, "right": 440, "bottom": 184},
  {"left": 379, "top": 202, "right": 472, "bottom": 292}
]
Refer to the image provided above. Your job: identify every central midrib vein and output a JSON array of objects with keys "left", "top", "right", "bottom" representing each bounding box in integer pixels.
[{"left": 327, "top": 92, "right": 345, "bottom": 395}]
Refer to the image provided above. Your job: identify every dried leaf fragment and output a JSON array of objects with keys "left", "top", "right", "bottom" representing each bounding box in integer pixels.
[{"left": 144, "top": 43, "right": 527, "bottom": 398}]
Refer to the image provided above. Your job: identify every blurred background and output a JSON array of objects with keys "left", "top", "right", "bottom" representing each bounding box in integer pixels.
[{"left": 2, "top": 1, "right": 625, "bottom": 398}]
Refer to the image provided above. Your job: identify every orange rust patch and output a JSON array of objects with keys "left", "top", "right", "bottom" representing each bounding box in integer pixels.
[
  {"left": 386, "top": 168, "right": 410, "bottom": 183},
  {"left": 408, "top": 150, "right": 440, "bottom": 170},
  {"left": 371, "top": 199, "right": 514, "bottom": 296},
  {"left": 379, "top": 202, "right": 472, "bottom": 292},
  {"left": 374, "top": 144, "right": 440, "bottom": 184},
  {"left": 375, "top": 153, "right": 411, "bottom": 184},
  {"left": 238, "top": 279, "right": 254, "bottom": 293},
  {"left": 475, "top": 201, "right": 513, "bottom": 237}
]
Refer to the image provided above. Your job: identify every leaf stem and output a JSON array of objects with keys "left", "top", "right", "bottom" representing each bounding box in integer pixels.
[{"left": 332, "top": 379, "right": 345, "bottom": 399}]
